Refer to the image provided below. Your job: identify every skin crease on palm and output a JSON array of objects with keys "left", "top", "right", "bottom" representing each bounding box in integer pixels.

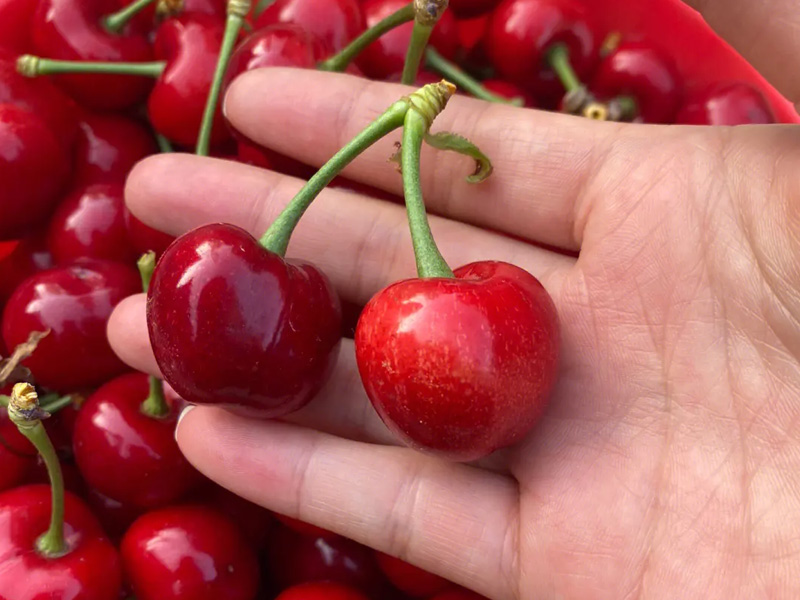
[{"left": 106, "top": 0, "right": 800, "bottom": 597}]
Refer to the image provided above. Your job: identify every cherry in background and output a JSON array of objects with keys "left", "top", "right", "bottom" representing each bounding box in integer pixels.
[
  {"left": 448, "top": 0, "right": 501, "bottom": 18},
  {"left": 205, "top": 484, "right": 275, "bottom": 550},
  {"left": 0, "top": 0, "right": 37, "bottom": 53},
  {"left": 124, "top": 208, "right": 176, "bottom": 258},
  {"left": 0, "top": 231, "right": 53, "bottom": 304},
  {"left": 676, "top": 81, "right": 776, "bottom": 125},
  {"left": 256, "top": 0, "right": 364, "bottom": 52},
  {"left": 275, "top": 582, "right": 370, "bottom": 600},
  {"left": 85, "top": 487, "right": 144, "bottom": 541},
  {"left": 375, "top": 551, "right": 453, "bottom": 597},
  {"left": 430, "top": 590, "right": 488, "bottom": 600}
]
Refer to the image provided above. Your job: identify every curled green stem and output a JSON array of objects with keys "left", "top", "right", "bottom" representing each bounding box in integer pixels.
[
  {"left": 17, "top": 55, "right": 166, "bottom": 78},
  {"left": 103, "top": 0, "right": 157, "bottom": 33},
  {"left": 546, "top": 43, "right": 582, "bottom": 93},
  {"left": 425, "top": 47, "right": 523, "bottom": 106}
]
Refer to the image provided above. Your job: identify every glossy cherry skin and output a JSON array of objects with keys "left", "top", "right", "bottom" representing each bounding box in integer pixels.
[
  {"left": 591, "top": 40, "right": 682, "bottom": 123},
  {"left": 355, "top": 261, "right": 560, "bottom": 461},
  {"left": 73, "top": 373, "right": 202, "bottom": 508},
  {"left": 0, "top": 485, "right": 122, "bottom": 600},
  {"left": 357, "top": 0, "right": 459, "bottom": 80},
  {"left": 0, "top": 104, "right": 70, "bottom": 240},
  {"left": 449, "top": 0, "right": 500, "bottom": 17},
  {"left": 31, "top": 0, "right": 154, "bottom": 110},
  {"left": 147, "top": 223, "right": 342, "bottom": 418},
  {"left": 486, "top": 0, "right": 598, "bottom": 98},
  {"left": 2, "top": 260, "right": 140, "bottom": 392},
  {"left": 124, "top": 208, "right": 176, "bottom": 258},
  {"left": 256, "top": 0, "right": 363, "bottom": 52},
  {"left": 149, "top": 15, "right": 230, "bottom": 147},
  {"left": 0, "top": 231, "right": 53, "bottom": 304},
  {"left": 121, "top": 505, "right": 260, "bottom": 600},
  {"left": 276, "top": 582, "right": 370, "bottom": 600},
  {"left": 0, "top": 0, "right": 37, "bottom": 52},
  {"left": 375, "top": 552, "right": 452, "bottom": 597},
  {"left": 675, "top": 81, "right": 776, "bottom": 125},
  {"left": 74, "top": 113, "right": 157, "bottom": 185}
]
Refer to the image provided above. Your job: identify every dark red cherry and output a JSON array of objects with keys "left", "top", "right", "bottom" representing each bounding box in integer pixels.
[
  {"left": 122, "top": 505, "right": 260, "bottom": 600},
  {"left": 0, "top": 104, "right": 70, "bottom": 240},
  {"left": 675, "top": 81, "right": 776, "bottom": 125},
  {"left": 276, "top": 582, "right": 371, "bottom": 600},
  {"left": 124, "top": 208, "right": 176, "bottom": 258},
  {"left": 481, "top": 79, "right": 535, "bottom": 106},
  {"left": 235, "top": 137, "right": 317, "bottom": 180},
  {"left": 256, "top": 0, "right": 363, "bottom": 52},
  {"left": 205, "top": 485, "right": 275, "bottom": 549},
  {"left": 273, "top": 514, "right": 337, "bottom": 539},
  {"left": 449, "top": 0, "right": 500, "bottom": 17},
  {"left": 146, "top": 223, "right": 342, "bottom": 418},
  {"left": 357, "top": 0, "right": 459, "bottom": 80},
  {"left": 0, "top": 231, "right": 53, "bottom": 304},
  {"left": 2, "top": 260, "right": 140, "bottom": 391},
  {"left": 375, "top": 552, "right": 452, "bottom": 597},
  {"left": 0, "top": 0, "right": 37, "bottom": 53},
  {"left": 430, "top": 590, "right": 488, "bottom": 600},
  {"left": 85, "top": 487, "right": 144, "bottom": 541}
]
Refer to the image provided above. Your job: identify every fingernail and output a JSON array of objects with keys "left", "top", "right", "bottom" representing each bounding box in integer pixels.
[{"left": 175, "top": 404, "right": 196, "bottom": 441}]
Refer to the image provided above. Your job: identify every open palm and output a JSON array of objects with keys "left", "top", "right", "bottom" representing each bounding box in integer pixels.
[{"left": 108, "top": 1, "right": 800, "bottom": 597}]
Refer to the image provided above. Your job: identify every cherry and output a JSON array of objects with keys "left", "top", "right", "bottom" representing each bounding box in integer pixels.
[
  {"left": 275, "top": 582, "right": 370, "bottom": 600},
  {"left": 0, "top": 441, "right": 31, "bottom": 492},
  {"left": 205, "top": 484, "right": 275, "bottom": 549},
  {"left": 486, "top": 0, "right": 598, "bottom": 99},
  {"left": 121, "top": 505, "right": 260, "bottom": 600},
  {"left": 236, "top": 136, "right": 317, "bottom": 180},
  {"left": 0, "top": 104, "right": 70, "bottom": 240},
  {"left": 273, "top": 514, "right": 337, "bottom": 539},
  {"left": 73, "top": 372, "right": 202, "bottom": 509},
  {"left": 356, "top": 261, "right": 560, "bottom": 461},
  {"left": 430, "top": 590, "right": 488, "bottom": 600},
  {"left": 109, "top": 0, "right": 226, "bottom": 32},
  {"left": 375, "top": 552, "right": 452, "bottom": 597},
  {"left": 591, "top": 39, "right": 682, "bottom": 123},
  {"left": 85, "top": 487, "right": 144, "bottom": 540},
  {"left": 2, "top": 260, "right": 140, "bottom": 392},
  {"left": 482, "top": 79, "right": 535, "bottom": 106},
  {"left": 30, "top": 0, "right": 154, "bottom": 110},
  {"left": 47, "top": 183, "right": 140, "bottom": 265},
  {"left": 124, "top": 208, "right": 176, "bottom": 258},
  {"left": 256, "top": 0, "right": 363, "bottom": 52},
  {"left": 675, "top": 81, "right": 776, "bottom": 125},
  {"left": 73, "top": 113, "right": 157, "bottom": 185},
  {"left": 146, "top": 223, "right": 342, "bottom": 418},
  {"left": 357, "top": 0, "right": 459, "bottom": 80},
  {"left": 448, "top": 0, "right": 500, "bottom": 18},
  {"left": 0, "top": 0, "right": 37, "bottom": 53},
  {"left": 0, "top": 231, "right": 53, "bottom": 305}
]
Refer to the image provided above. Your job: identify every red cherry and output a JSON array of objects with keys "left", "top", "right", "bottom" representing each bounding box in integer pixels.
[
  {"left": 110, "top": 0, "right": 226, "bottom": 32},
  {"left": 0, "top": 230, "right": 53, "bottom": 304},
  {"left": 73, "top": 113, "right": 157, "bottom": 185},
  {"left": 235, "top": 137, "right": 317, "bottom": 180},
  {"left": 122, "top": 505, "right": 260, "bottom": 600},
  {"left": 675, "top": 81, "right": 776, "bottom": 125},
  {"left": 85, "top": 487, "right": 145, "bottom": 541},
  {"left": 146, "top": 223, "right": 342, "bottom": 418},
  {"left": 123, "top": 208, "right": 176, "bottom": 258},
  {"left": 448, "top": 0, "right": 500, "bottom": 18},
  {"left": 355, "top": 261, "right": 560, "bottom": 461},
  {"left": 273, "top": 514, "right": 337, "bottom": 539},
  {"left": 0, "top": 104, "right": 70, "bottom": 240},
  {"left": 0, "top": 0, "right": 37, "bottom": 53},
  {"left": 481, "top": 79, "right": 535, "bottom": 106},
  {"left": 73, "top": 373, "right": 202, "bottom": 508},
  {"left": 357, "top": 0, "right": 459, "bottom": 80},
  {"left": 2, "top": 260, "right": 140, "bottom": 392},
  {"left": 204, "top": 485, "right": 275, "bottom": 549},
  {"left": 0, "top": 484, "right": 122, "bottom": 600},
  {"left": 375, "top": 552, "right": 452, "bottom": 597},
  {"left": 256, "top": 0, "right": 363, "bottom": 52},
  {"left": 590, "top": 40, "right": 682, "bottom": 123},
  {"left": 430, "top": 590, "right": 488, "bottom": 600},
  {"left": 486, "top": 0, "right": 598, "bottom": 98},
  {"left": 276, "top": 582, "right": 371, "bottom": 600},
  {"left": 31, "top": 0, "right": 154, "bottom": 110}
]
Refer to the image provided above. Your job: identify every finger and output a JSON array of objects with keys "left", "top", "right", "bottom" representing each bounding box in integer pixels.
[
  {"left": 126, "top": 154, "right": 574, "bottom": 306},
  {"left": 176, "top": 406, "right": 519, "bottom": 600},
  {"left": 224, "top": 68, "right": 633, "bottom": 251},
  {"left": 107, "top": 294, "right": 162, "bottom": 378}
]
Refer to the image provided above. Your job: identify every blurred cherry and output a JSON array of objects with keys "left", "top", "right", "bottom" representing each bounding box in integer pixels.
[
  {"left": 375, "top": 552, "right": 452, "bottom": 597},
  {"left": 675, "top": 81, "right": 776, "bottom": 125},
  {"left": 256, "top": 0, "right": 363, "bottom": 52}
]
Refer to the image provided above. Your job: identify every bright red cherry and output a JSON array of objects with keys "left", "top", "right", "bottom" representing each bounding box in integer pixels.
[
  {"left": 0, "top": 231, "right": 53, "bottom": 304},
  {"left": 355, "top": 261, "right": 560, "bottom": 461},
  {"left": 276, "top": 582, "right": 370, "bottom": 600},
  {"left": 2, "top": 260, "right": 140, "bottom": 392},
  {"left": 449, "top": 0, "right": 500, "bottom": 17},
  {"left": 30, "top": 0, "right": 154, "bottom": 110},
  {"left": 146, "top": 223, "right": 342, "bottom": 418},
  {"left": 675, "top": 81, "right": 776, "bottom": 125},
  {"left": 256, "top": 0, "right": 363, "bottom": 52},
  {"left": 124, "top": 208, "right": 176, "bottom": 258},
  {"left": 375, "top": 552, "right": 452, "bottom": 597},
  {"left": 73, "top": 373, "right": 202, "bottom": 509},
  {"left": 0, "top": 104, "right": 70, "bottom": 240},
  {"left": 590, "top": 40, "right": 682, "bottom": 123},
  {"left": 486, "top": 0, "right": 598, "bottom": 98},
  {"left": 0, "top": 0, "right": 37, "bottom": 53},
  {"left": 357, "top": 0, "right": 459, "bottom": 80},
  {"left": 121, "top": 505, "right": 260, "bottom": 600},
  {"left": 73, "top": 113, "right": 157, "bottom": 185}
]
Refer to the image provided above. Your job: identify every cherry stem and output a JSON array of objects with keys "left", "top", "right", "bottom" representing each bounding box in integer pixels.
[
  {"left": 155, "top": 132, "right": 174, "bottom": 153},
  {"left": 612, "top": 95, "right": 638, "bottom": 120},
  {"left": 17, "top": 55, "right": 166, "bottom": 78},
  {"left": 196, "top": 0, "right": 252, "bottom": 156},
  {"left": 401, "top": 0, "right": 449, "bottom": 85},
  {"left": 8, "top": 384, "right": 66, "bottom": 558},
  {"left": 318, "top": 3, "right": 415, "bottom": 73},
  {"left": 137, "top": 252, "right": 170, "bottom": 418},
  {"left": 425, "top": 47, "right": 523, "bottom": 106},
  {"left": 253, "top": 0, "right": 275, "bottom": 17},
  {"left": 103, "top": 0, "right": 156, "bottom": 33},
  {"left": 0, "top": 393, "right": 75, "bottom": 413},
  {"left": 546, "top": 43, "right": 582, "bottom": 93}
]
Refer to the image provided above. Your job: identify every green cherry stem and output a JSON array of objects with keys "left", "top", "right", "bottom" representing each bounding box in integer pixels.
[
  {"left": 253, "top": 0, "right": 276, "bottom": 17},
  {"left": 103, "top": 0, "right": 157, "bottom": 33},
  {"left": 155, "top": 132, "right": 174, "bottom": 153},
  {"left": 16, "top": 55, "right": 166, "bottom": 79},
  {"left": 137, "top": 252, "right": 170, "bottom": 418},
  {"left": 546, "top": 43, "right": 582, "bottom": 93},
  {"left": 425, "top": 47, "right": 523, "bottom": 106},
  {"left": 318, "top": 3, "right": 415, "bottom": 73},
  {"left": 400, "top": 0, "right": 448, "bottom": 85},
  {"left": 196, "top": 0, "right": 252, "bottom": 156},
  {"left": 0, "top": 393, "right": 76, "bottom": 413},
  {"left": 8, "top": 383, "right": 66, "bottom": 558}
]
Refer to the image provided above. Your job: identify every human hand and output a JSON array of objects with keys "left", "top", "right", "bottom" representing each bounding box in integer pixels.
[{"left": 107, "top": 0, "right": 800, "bottom": 596}]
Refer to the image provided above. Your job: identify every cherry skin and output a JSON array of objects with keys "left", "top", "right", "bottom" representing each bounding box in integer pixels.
[
  {"left": 121, "top": 505, "right": 260, "bottom": 600},
  {"left": 256, "top": 0, "right": 363, "bottom": 52},
  {"left": 31, "top": 0, "right": 154, "bottom": 110},
  {"left": 273, "top": 514, "right": 337, "bottom": 539},
  {"left": 204, "top": 485, "right": 275, "bottom": 549},
  {"left": 73, "top": 113, "right": 157, "bottom": 186},
  {"left": 124, "top": 208, "right": 176, "bottom": 258},
  {"left": 146, "top": 223, "right": 342, "bottom": 418},
  {"left": 486, "top": 0, "right": 598, "bottom": 98},
  {"left": 0, "top": 104, "right": 70, "bottom": 240},
  {"left": 111, "top": 0, "right": 226, "bottom": 32},
  {"left": 0, "top": 231, "right": 53, "bottom": 305},
  {"left": 448, "top": 0, "right": 500, "bottom": 18},
  {"left": 276, "top": 582, "right": 370, "bottom": 600},
  {"left": 355, "top": 261, "right": 560, "bottom": 461},
  {"left": 73, "top": 373, "right": 202, "bottom": 509},
  {"left": 481, "top": 78, "right": 536, "bottom": 107},
  {"left": 591, "top": 40, "right": 682, "bottom": 124},
  {"left": 0, "top": 0, "right": 37, "bottom": 53},
  {"left": 2, "top": 260, "right": 140, "bottom": 392},
  {"left": 85, "top": 488, "right": 144, "bottom": 541},
  {"left": 357, "top": 0, "right": 459, "bottom": 80},
  {"left": 375, "top": 552, "right": 452, "bottom": 597},
  {"left": 0, "top": 485, "right": 122, "bottom": 600},
  {"left": 675, "top": 81, "right": 776, "bottom": 125}
]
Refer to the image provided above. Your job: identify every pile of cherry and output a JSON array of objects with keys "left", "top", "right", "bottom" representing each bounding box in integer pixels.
[{"left": 0, "top": 0, "right": 784, "bottom": 598}]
